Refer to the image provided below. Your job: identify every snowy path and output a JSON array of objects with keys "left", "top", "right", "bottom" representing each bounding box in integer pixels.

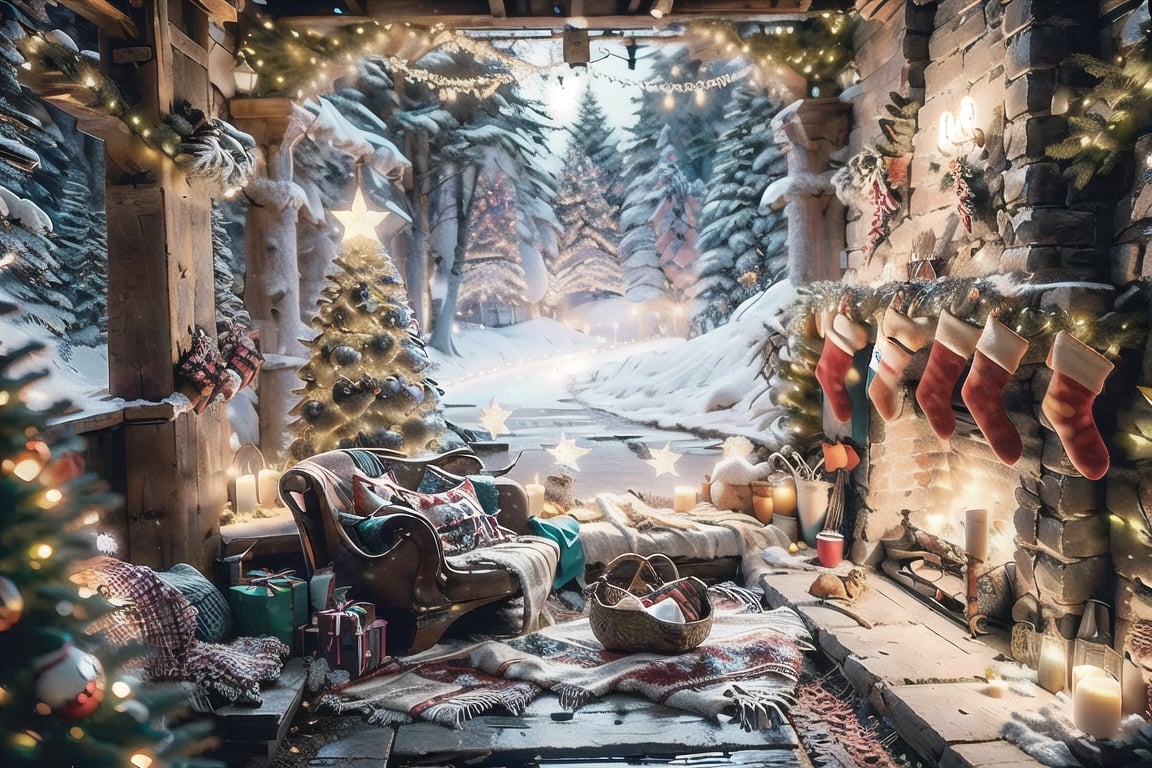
[{"left": 437, "top": 340, "right": 724, "bottom": 502}]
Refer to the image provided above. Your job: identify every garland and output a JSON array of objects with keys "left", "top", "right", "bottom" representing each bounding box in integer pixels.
[
  {"left": 1044, "top": 29, "right": 1152, "bottom": 188},
  {"left": 15, "top": 33, "right": 255, "bottom": 192}
]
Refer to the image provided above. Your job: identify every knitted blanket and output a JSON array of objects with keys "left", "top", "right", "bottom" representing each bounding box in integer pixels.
[
  {"left": 572, "top": 493, "right": 789, "bottom": 583},
  {"left": 321, "top": 605, "right": 812, "bottom": 731},
  {"left": 447, "top": 534, "right": 560, "bottom": 634}
]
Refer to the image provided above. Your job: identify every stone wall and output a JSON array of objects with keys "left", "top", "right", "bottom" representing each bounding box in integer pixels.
[{"left": 840, "top": 0, "right": 1144, "bottom": 653}]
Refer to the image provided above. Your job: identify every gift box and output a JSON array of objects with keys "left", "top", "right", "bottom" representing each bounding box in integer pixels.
[
  {"left": 298, "top": 623, "right": 321, "bottom": 658},
  {"left": 309, "top": 566, "right": 337, "bottom": 612},
  {"left": 229, "top": 569, "right": 308, "bottom": 647},
  {"left": 316, "top": 601, "right": 384, "bottom": 677}
]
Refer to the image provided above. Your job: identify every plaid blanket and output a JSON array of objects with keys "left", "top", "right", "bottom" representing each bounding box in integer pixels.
[{"left": 320, "top": 604, "right": 812, "bottom": 731}]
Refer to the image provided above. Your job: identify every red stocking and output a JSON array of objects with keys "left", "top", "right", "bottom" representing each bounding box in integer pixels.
[
  {"left": 960, "top": 316, "right": 1030, "bottom": 466},
  {"left": 815, "top": 313, "right": 869, "bottom": 423},
  {"left": 1041, "top": 331, "right": 1114, "bottom": 480},
  {"left": 868, "top": 304, "right": 936, "bottom": 421},
  {"left": 915, "top": 310, "right": 982, "bottom": 439}
]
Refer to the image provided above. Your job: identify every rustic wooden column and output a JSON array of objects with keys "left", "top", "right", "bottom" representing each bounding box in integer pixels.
[
  {"left": 230, "top": 98, "right": 311, "bottom": 461},
  {"left": 73, "top": 0, "right": 232, "bottom": 573},
  {"left": 770, "top": 98, "right": 851, "bottom": 285}
]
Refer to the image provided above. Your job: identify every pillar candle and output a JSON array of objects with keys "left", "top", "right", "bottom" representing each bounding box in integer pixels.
[
  {"left": 235, "top": 474, "right": 257, "bottom": 517},
  {"left": 257, "top": 468, "right": 281, "bottom": 507},
  {"left": 1073, "top": 676, "right": 1122, "bottom": 740},
  {"left": 1122, "top": 653, "right": 1151, "bottom": 716},
  {"left": 965, "top": 508, "right": 990, "bottom": 563},
  {"left": 771, "top": 481, "right": 797, "bottom": 517},
  {"left": 1072, "top": 664, "right": 1109, "bottom": 697},
  {"left": 1038, "top": 635, "right": 1068, "bottom": 693},
  {"left": 525, "top": 480, "right": 546, "bottom": 517},
  {"left": 673, "top": 485, "right": 697, "bottom": 513}
]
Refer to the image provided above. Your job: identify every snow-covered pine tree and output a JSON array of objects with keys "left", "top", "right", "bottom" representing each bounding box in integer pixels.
[
  {"left": 568, "top": 85, "right": 625, "bottom": 210},
  {"left": 52, "top": 129, "right": 107, "bottom": 345},
  {"left": 289, "top": 236, "right": 455, "bottom": 460},
  {"left": 458, "top": 173, "right": 528, "bottom": 326},
  {"left": 549, "top": 147, "right": 621, "bottom": 315},
  {"left": 691, "top": 86, "right": 787, "bottom": 333}
]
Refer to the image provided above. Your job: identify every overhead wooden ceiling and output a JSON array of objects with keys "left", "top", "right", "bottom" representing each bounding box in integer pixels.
[{"left": 266, "top": 0, "right": 853, "bottom": 32}]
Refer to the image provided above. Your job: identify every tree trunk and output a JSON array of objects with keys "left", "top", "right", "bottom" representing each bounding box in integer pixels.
[
  {"left": 406, "top": 130, "right": 433, "bottom": 330},
  {"left": 428, "top": 165, "right": 478, "bottom": 355}
]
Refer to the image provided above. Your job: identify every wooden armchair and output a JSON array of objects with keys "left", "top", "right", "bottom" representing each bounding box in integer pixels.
[{"left": 279, "top": 448, "right": 545, "bottom": 654}]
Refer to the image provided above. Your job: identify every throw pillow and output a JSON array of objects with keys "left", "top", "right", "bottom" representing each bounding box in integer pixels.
[
  {"left": 158, "top": 563, "right": 232, "bottom": 643},
  {"left": 417, "top": 465, "right": 500, "bottom": 516},
  {"left": 354, "top": 471, "right": 510, "bottom": 554}
]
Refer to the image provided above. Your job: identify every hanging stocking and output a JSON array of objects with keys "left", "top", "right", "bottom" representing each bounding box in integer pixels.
[
  {"left": 815, "top": 313, "right": 869, "bottom": 423},
  {"left": 868, "top": 303, "right": 937, "bottom": 421},
  {"left": 1041, "top": 331, "right": 1114, "bottom": 480},
  {"left": 915, "top": 310, "right": 983, "bottom": 439},
  {"left": 961, "top": 316, "right": 1030, "bottom": 466}
]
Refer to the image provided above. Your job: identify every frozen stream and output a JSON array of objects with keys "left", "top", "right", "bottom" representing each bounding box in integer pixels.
[{"left": 437, "top": 340, "right": 725, "bottom": 502}]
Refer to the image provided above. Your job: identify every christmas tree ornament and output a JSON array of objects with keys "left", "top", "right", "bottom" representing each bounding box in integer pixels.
[
  {"left": 1041, "top": 331, "right": 1115, "bottom": 480},
  {"left": 868, "top": 302, "right": 937, "bottom": 421},
  {"left": 960, "top": 316, "right": 1030, "bottom": 466},
  {"left": 815, "top": 312, "right": 869, "bottom": 423},
  {"left": 34, "top": 637, "right": 106, "bottom": 719},
  {"left": 0, "top": 575, "right": 24, "bottom": 631},
  {"left": 915, "top": 310, "right": 983, "bottom": 439}
]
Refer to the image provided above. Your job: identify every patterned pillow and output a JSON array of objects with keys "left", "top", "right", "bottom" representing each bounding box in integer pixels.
[
  {"left": 418, "top": 466, "right": 500, "bottom": 516},
  {"left": 158, "top": 563, "right": 232, "bottom": 643},
  {"left": 354, "top": 472, "right": 510, "bottom": 554}
]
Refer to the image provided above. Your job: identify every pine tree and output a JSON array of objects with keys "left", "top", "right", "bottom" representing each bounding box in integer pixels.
[
  {"left": 289, "top": 237, "right": 455, "bottom": 460},
  {"left": 211, "top": 202, "right": 249, "bottom": 332},
  {"left": 691, "top": 86, "right": 787, "bottom": 333},
  {"left": 458, "top": 173, "right": 528, "bottom": 327},
  {"left": 568, "top": 86, "right": 625, "bottom": 210},
  {"left": 0, "top": 303, "right": 216, "bottom": 767},
  {"left": 549, "top": 147, "right": 621, "bottom": 312}
]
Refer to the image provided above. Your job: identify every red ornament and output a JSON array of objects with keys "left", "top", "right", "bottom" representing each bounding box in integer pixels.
[{"left": 34, "top": 641, "right": 106, "bottom": 719}]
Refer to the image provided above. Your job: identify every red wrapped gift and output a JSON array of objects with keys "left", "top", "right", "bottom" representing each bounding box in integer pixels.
[{"left": 317, "top": 601, "right": 379, "bottom": 677}]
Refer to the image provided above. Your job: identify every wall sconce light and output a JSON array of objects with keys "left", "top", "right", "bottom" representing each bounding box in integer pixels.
[
  {"left": 650, "top": 0, "right": 674, "bottom": 19},
  {"left": 938, "top": 96, "right": 985, "bottom": 155},
  {"left": 233, "top": 54, "right": 258, "bottom": 96}
]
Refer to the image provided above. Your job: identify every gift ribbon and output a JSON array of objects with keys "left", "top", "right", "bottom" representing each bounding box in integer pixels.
[{"left": 246, "top": 568, "right": 301, "bottom": 596}]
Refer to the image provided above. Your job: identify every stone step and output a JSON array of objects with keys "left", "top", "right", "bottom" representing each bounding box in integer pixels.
[{"left": 211, "top": 657, "right": 308, "bottom": 762}]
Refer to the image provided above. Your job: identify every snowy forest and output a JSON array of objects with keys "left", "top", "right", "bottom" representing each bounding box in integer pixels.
[{"left": 0, "top": 9, "right": 823, "bottom": 411}]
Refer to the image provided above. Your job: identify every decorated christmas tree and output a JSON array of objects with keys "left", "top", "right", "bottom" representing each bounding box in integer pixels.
[
  {"left": 0, "top": 303, "right": 215, "bottom": 767},
  {"left": 458, "top": 173, "right": 529, "bottom": 326},
  {"left": 289, "top": 229, "right": 454, "bottom": 460}
]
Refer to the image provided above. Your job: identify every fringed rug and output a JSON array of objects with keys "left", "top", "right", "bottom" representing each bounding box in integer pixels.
[{"left": 319, "top": 605, "right": 812, "bottom": 731}]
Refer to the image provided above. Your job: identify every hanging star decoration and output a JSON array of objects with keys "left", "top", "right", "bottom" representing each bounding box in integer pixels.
[
  {"left": 333, "top": 184, "right": 387, "bottom": 244},
  {"left": 479, "top": 398, "right": 512, "bottom": 438},
  {"left": 645, "top": 442, "right": 683, "bottom": 477},
  {"left": 547, "top": 433, "right": 591, "bottom": 471}
]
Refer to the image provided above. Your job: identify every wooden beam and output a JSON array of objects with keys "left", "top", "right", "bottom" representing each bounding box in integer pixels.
[
  {"left": 191, "top": 0, "right": 239, "bottom": 24},
  {"left": 56, "top": 0, "right": 138, "bottom": 39}
]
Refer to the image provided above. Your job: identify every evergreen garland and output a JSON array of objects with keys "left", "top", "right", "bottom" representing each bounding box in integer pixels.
[{"left": 1045, "top": 30, "right": 1152, "bottom": 189}]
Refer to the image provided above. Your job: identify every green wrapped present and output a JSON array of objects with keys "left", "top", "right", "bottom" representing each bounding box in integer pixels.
[{"left": 229, "top": 568, "right": 308, "bottom": 646}]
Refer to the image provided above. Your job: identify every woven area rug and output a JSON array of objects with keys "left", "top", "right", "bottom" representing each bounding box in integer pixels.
[{"left": 319, "top": 605, "right": 812, "bottom": 731}]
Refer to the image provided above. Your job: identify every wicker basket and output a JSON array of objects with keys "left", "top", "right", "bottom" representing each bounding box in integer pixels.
[{"left": 588, "top": 553, "right": 714, "bottom": 654}]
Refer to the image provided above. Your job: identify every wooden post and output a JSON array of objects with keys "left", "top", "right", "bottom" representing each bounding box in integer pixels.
[
  {"left": 770, "top": 98, "right": 851, "bottom": 286},
  {"left": 88, "top": 0, "right": 227, "bottom": 573}
]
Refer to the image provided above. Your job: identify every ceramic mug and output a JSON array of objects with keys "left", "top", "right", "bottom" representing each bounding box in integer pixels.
[{"left": 815, "top": 530, "right": 844, "bottom": 568}]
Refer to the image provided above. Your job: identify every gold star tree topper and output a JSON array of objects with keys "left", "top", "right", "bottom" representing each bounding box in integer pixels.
[
  {"left": 479, "top": 399, "right": 512, "bottom": 438},
  {"left": 333, "top": 184, "right": 387, "bottom": 244},
  {"left": 645, "top": 442, "right": 682, "bottom": 477},
  {"left": 547, "top": 433, "right": 591, "bottom": 471}
]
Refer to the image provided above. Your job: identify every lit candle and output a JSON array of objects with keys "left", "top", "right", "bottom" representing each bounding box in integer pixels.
[
  {"left": 525, "top": 476, "right": 546, "bottom": 517},
  {"left": 1072, "top": 664, "right": 1109, "bottom": 697},
  {"left": 770, "top": 478, "right": 796, "bottom": 517},
  {"left": 673, "top": 485, "right": 697, "bottom": 513},
  {"left": 1073, "top": 676, "right": 1122, "bottom": 739},
  {"left": 1038, "top": 635, "right": 1068, "bottom": 693},
  {"left": 965, "top": 508, "right": 990, "bottom": 563},
  {"left": 235, "top": 474, "right": 257, "bottom": 516},
  {"left": 257, "top": 468, "right": 281, "bottom": 508}
]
